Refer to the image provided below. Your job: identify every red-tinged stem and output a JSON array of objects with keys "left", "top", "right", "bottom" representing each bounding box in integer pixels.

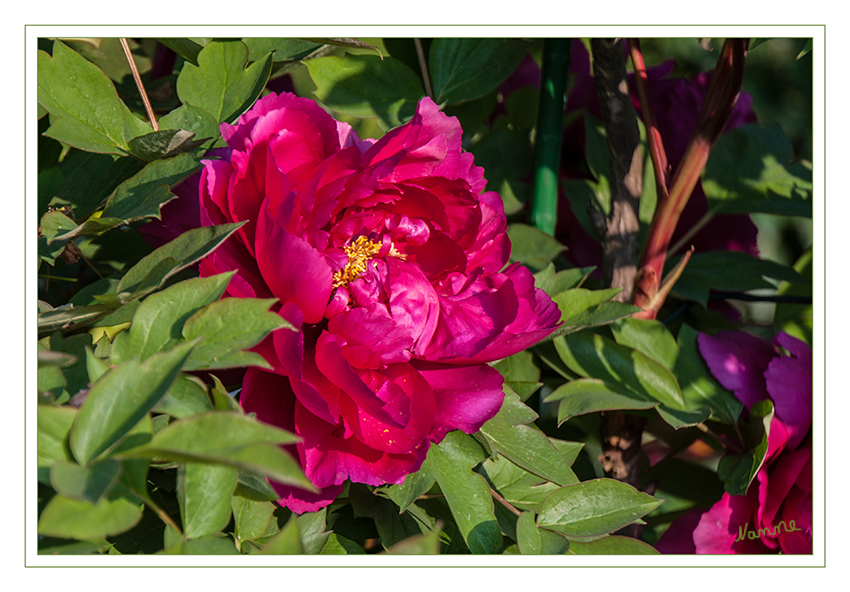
[
  {"left": 632, "top": 39, "right": 747, "bottom": 319},
  {"left": 627, "top": 38, "right": 669, "bottom": 203}
]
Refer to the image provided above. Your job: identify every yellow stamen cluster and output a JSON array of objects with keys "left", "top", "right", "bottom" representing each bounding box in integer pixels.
[{"left": 333, "top": 236, "right": 383, "bottom": 288}]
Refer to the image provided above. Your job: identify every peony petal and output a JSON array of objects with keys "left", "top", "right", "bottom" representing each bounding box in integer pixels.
[
  {"left": 697, "top": 331, "right": 775, "bottom": 409},
  {"left": 411, "top": 360, "right": 505, "bottom": 442},
  {"left": 777, "top": 485, "right": 813, "bottom": 554},
  {"left": 326, "top": 305, "right": 413, "bottom": 368},
  {"left": 760, "top": 446, "right": 811, "bottom": 533},
  {"left": 255, "top": 201, "right": 333, "bottom": 324},
  {"left": 765, "top": 333, "right": 813, "bottom": 450},
  {"left": 693, "top": 491, "right": 770, "bottom": 554},
  {"left": 295, "top": 400, "right": 429, "bottom": 488},
  {"left": 654, "top": 509, "right": 703, "bottom": 554}
]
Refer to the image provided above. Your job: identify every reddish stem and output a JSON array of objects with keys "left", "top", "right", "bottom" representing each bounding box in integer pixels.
[
  {"left": 627, "top": 38, "right": 669, "bottom": 203},
  {"left": 632, "top": 39, "right": 747, "bottom": 319}
]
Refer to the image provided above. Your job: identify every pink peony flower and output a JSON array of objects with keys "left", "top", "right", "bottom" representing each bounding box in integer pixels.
[
  {"left": 655, "top": 331, "right": 812, "bottom": 554},
  {"left": 194, "top": 92, "right": 561, "bottom": 512}
]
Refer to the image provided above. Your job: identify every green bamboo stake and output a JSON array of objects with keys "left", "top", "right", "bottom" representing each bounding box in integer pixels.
[{"left": 531, "top": 38, "right": 571, "bottom": 236}]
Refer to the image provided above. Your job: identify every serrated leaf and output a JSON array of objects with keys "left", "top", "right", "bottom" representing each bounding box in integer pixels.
[
  {"left": 176, "top": 40, "right": 273, "bottom": 124},
  {"left": 537, "top": 479, "right": 662, "bottom": 538},
  {"left": 306, "top": 54, "right": 424, "bottom": 130},
  {"left": 178, "top": 462, "right": 237, "bottom": 539},
  {"left": 554, "top": 332, "right": 685, "bottom": 409},
  {"left": 480, "top": 387, "right": 578, "bottom": 486},
  {"left": 69, "top": 339, "right": 198, "bottom": 465},
  {"left": 116, "top": 223, "right": 244, "bottom": 302},
  {"left": 421, "top": 431, "right": 502, "bottom": 554},
  {"left": 429, "top": 38, "right": 533, "bottom": 104},
  {"left": 181, "top": 297, "right": 292, "bottom": 370}
]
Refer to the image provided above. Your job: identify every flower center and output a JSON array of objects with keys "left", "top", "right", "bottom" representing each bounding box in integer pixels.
[{"left": 333, "top": 236, "right": 383, "bottom": 288}]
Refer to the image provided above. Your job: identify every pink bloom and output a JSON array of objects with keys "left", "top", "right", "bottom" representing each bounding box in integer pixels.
[
  {"left": 195, "top": 92, "right": 561, "bottom": 512},
  {"left": 655, "top": 331, "right": 812, "bottom": 554}
]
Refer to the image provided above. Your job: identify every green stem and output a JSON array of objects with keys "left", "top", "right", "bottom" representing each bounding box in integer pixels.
[{"left": 531, "top": 38, "right": 571, "bottom": 236}]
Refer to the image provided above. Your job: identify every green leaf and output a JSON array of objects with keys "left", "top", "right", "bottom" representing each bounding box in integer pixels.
[
  {"left": 127, "top": 129, "right": 207, "bottom": 162},
  {"left": 429, "top": 39, "right": 533, "bottom": 104},
  {"left": 69, "top": 339, "right": 197, "bottom": 465},
  {"left": 421, "top": 431, "right": 502, "bottom": 554},
  {"left": 719, "top": 399, "right": 774, "bottom": 496},
  {"left": 480, "top": 387, "right": 578, "bottom": 487},
  {"left": 479, "top": 454, "right": 563, "bottom": 513},
  {"left": 38, "top": 493, "right": 143, "bottom": 540},
  {"left": 44, "top": 152, "right": 144, "bottom": 221},
  {"left": 259, "top": 516, "right": 304, "bottom": 554},
  {"left": 516, "top": 511, "right": 570, "bottom": 554},
  {"left": 305, "top": 54, "right": 424, "bottom": 130},
  {"left": 545, "top": 378, "right": 659, "bottom": 425},
  {"left": 176, "top": 40, "right": 273, "bottom": 124},
  {"left": 120, "top": 272, "right": 234, "bottom": 362},
  {"left": 507, "top": 224, "right": 566, "bottom": 271},
  {"left": 231, "top": 497, "right": 281, "bottom": 546},
  {"left": 610, "top": 317, "right": 679, "bottom": 369},
  {"left": 537, "top": 479, "right": 662, "bottom": 538},
  {"left": 349, "top": 484, "right": 426, "bottom": 549},
  {"left": 115, "top": 412, "right": 311, "bottom": 490},
  {"left": 38, "top": 304, "right": 111, "bottom": 337},
  {"left": 567, "top": 534, "right": 659, "bottom": 554},
  {"left": 178, "top": 462, "right": 237, "bottom": 539},
  {"left": 242, "top": 38, "right": 324, "bottom": 63},
  {"left": 233, "top": 471, "right": 280, "bottom": 502},
  {"left": 37, "top": 405, "right": 77, "bottom": 468},
  {"left": 49, "top": 459, "right": 121, "bottom": 505},
  {"left": 156, "top": 38, "right": 204, "bottom": 66},
  {"left": 702, "top": 123, "right": 812, "bottom": 217},
  {"left": 296, "top": 509, "right": 330, "bottom": 554},
  {"left": 181, "top": 297, "right": 292, "bottom": 370},
  {"left": 554, "top": 332, "right": 685, "bottom": 409},
  {"left": 533, "top": 264, "right": 594, "bottom": 296},
  {"left": 383, "top": 528, "right": 442, "bottom": 554},
  {"left": 672, "top": 251, "right": 808, "bottom": 307},
  {"left": 210, "top": 376, "right": 244, "bottom": 413},
  {"left": 38, "top": 41, "right": 141, "bottom": 155},
  {"left": 116, "top": 223, "right": 244, "bottom": 302},
  {"left": 153, "top": 374, "right": 214, "bottom": 418},
  {"left": 85, "top": 348, "right": 110, "bottom": 383},
  {"left": 320, "top": 533, "right": 366, "bottom": 554},
  {"left": 157, "top": 105, "right": 220, "bottom": 148},
  {"left": 377, "top": 467, "right": 435, "bottom": 513}
]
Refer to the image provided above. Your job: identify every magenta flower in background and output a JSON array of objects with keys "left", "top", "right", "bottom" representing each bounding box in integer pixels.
[
  {"left": 655, "top": 331, "right": 812, "bottom": 554},
  {"left": 192, "top": 92, "right": 561, "bottom": 512}
]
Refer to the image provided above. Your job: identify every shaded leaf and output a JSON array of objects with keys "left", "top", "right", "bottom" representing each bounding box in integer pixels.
[
  {"left": 306, "top": 54, "right": 424, "bottom": 130},
  {"left": 128, "top": 129, "right": 207, "bottom": 162},
  {"left": 719, "top": 399, "right": 774, "bottom": 496},
  {"left": 429, "top": 38, "right": 533, "bottom": 104},
  {"left": 545, "top": 378, "right": 659, "bottom": 425},
  {"left": 259, "top": 515, "right": 304, "bottom": 554},
  {"left": 507, "top": 224, "right": 566, "bottom": 270},
  {"left": 383, "top": 528, "right": 442, "bottom": 554},
  {"left": 38, "top": 493, "right": 143, "bottom": 540},
  {"left": 516, "top": 511, "right": 570, "bottom": 554},
  {"left": 49, "top": 459, "right": 121, "bottom": 505}
]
